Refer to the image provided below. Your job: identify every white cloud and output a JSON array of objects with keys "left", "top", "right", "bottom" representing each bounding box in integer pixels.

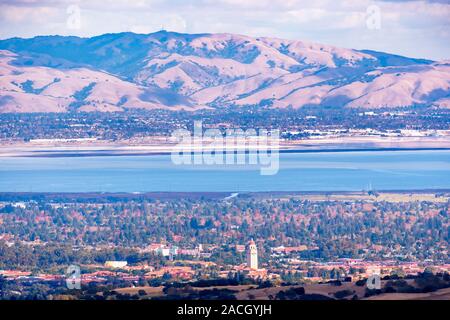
[
  {"left": 0, "top": 0, "right": 448, "bottom": 60},
  {"left": 0, "top": 4, "right": 59, "bottom": 23}
]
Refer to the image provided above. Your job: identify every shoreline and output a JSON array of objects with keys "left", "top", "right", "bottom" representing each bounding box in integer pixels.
[
  {"left": 1, "top": 146, "right": 450, "bottom": 158},
  {"left": 1, "top": 135, "right": 450, "bottom": 158},
  {"left": 1, "top": 190, "right": 449, "bottom": 201}
]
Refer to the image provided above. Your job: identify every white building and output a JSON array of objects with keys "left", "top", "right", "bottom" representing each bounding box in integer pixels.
[{"left": 246, "top": 239, "right": 258, "bottom": 270}]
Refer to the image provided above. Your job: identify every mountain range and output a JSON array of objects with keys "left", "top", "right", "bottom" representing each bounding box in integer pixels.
[{"left": 0, "top": 31, "right": 449, "bottom": 113}]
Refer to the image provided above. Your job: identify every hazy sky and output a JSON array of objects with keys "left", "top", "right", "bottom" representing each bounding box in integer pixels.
[{"left": 0, "top": 0, "right": 449, "bottom": 60}]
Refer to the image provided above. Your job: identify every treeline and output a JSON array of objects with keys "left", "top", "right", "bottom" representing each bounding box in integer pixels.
[
  {"left": 0, "top": 242, "right": 166, "bottom": 271},
  {"left": 0, "top": 197, "right": 448, "bottom": 263}
]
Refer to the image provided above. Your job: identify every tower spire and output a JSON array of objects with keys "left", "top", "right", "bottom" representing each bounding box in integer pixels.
[{"left": 247, "top": 239, "right": 258, "bottom": 269}]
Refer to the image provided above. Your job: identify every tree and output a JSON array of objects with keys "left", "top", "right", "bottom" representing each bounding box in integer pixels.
[{"left": 138, "top": 289, "right": 146, "bottom": 296}]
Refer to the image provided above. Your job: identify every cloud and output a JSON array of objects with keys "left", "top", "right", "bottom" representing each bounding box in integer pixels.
[
  {"left": 378, "top": 0, "right": 450, "bottom": 3},
  {"left": 0, "top": 0, "right": 448, "bottom": 60},
  {"left": 0, "top": 4, "right": 59, "bottom": 23}
]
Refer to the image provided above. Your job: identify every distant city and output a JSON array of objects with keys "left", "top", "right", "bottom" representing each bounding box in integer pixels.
[
  {"left": 0, "top": 1, "right": 449, "bottom": 305},
  {"left": 1, "top": 192, "right": 449, "bottom": 300}
]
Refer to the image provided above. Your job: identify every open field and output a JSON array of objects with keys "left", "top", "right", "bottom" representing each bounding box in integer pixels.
[
  {"left": 111, "top": 281, "right": 450, "bottom": 300},
  {"left": 114, "top": 286, "right": 164, "bottom": 297},
  {"left": 234, "top": 283, "right": 365, "bottom": 300},
  {"left": 285, "top": 192, "right": 450, "bottom": 203},
  {"left": 366, "top": 287, "right": 450, "bottom": 300}
]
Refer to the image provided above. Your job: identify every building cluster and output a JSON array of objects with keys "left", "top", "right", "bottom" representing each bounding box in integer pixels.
[
  {"left": 140, "top": 243, "right": 212, "bottom": 259},
  {"left": 269, "top": 257, "right": 450, "bottom": 282},
  {"left": 1, "top": 240, "right": 449, "bottom": 286}
]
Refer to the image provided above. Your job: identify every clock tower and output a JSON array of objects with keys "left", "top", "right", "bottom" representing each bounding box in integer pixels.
[{"left": 246, "top": 239, "right": 258, "bottom": 270}]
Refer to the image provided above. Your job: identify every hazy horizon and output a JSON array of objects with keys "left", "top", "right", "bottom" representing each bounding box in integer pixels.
[{"left": 0, "top": 0, "right": 449, "bottom": 61}]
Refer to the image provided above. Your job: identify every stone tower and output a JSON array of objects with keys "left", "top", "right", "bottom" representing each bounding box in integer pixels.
[{"left": 246, "top": 239, "right": 258, "bottom": 269}]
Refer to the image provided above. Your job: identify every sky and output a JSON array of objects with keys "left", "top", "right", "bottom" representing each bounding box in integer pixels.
[{"left": 0, "top": 0, "right": 449, "bottom": 60}]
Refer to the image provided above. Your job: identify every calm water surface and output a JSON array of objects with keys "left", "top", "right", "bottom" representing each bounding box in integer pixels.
[{"left": 0, "top": 150, "right": 449, "bottom": 192}]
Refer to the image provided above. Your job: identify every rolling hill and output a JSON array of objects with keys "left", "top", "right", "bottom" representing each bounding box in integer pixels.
[{"left": 0, "top": 31, "right": 449, "bottom": 113}]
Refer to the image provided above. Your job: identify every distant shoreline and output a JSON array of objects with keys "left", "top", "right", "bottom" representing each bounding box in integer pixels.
[
  {"left": 1, "top": 146, "right": 450, "bottom": 158},
  {"left": 2, "top": 135, "right": 449, "bottom": 157},
  {"left": 1, "top": 190, "right": 449, "bottom": 202}
]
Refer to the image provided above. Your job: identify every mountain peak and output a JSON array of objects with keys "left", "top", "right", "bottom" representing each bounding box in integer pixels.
[{"left": 0, "top": 32, "right": 448, "bottom": 113}]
